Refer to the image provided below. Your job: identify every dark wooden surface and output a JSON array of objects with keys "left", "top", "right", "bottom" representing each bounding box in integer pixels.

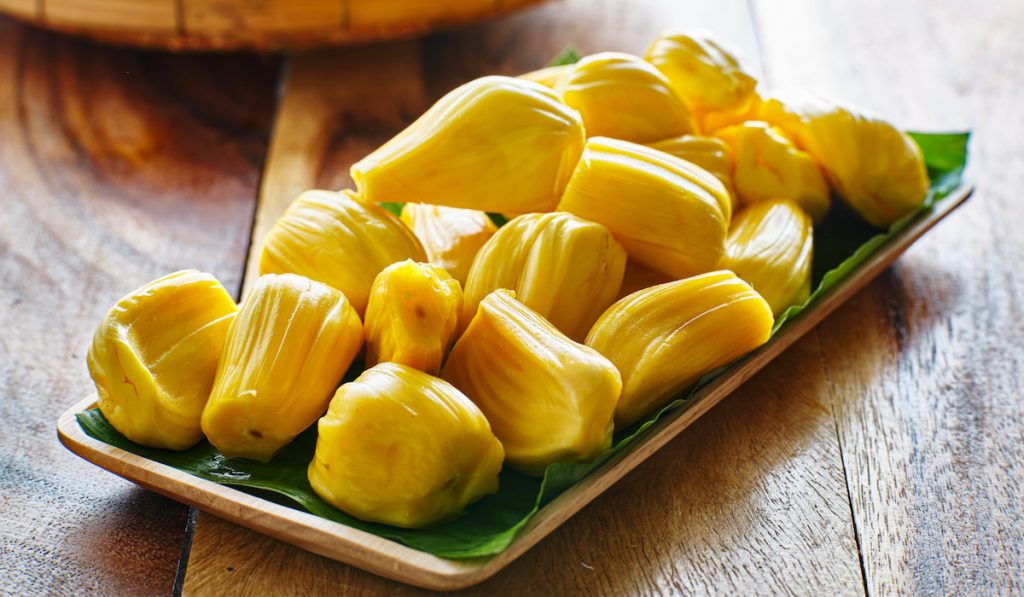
[
  {"left": 1, "top": 0, "right": 1020, "bottom": 594},
  {"left": 0, "top": 20, "right": 278, "bottom": 596}
]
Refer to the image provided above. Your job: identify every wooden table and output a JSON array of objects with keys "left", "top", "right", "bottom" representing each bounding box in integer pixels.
[{"left": 1, "top": 0, "right": 1020, "bottom": 594}]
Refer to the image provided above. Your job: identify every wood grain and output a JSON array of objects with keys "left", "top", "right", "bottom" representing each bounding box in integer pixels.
[
  {"left": 754, "top": 0, "right": 1024, "bottom": 594},
  {"left": 183, "top": 0, "right": 870, "bottom": 593},
  {"left": 44, "top": 0, "right": 176, "bottom": 31},
  {"left": 0, "top": 18, "right": 277, "bottom": 595}
]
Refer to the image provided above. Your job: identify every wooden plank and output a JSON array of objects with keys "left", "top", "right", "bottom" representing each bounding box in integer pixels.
[
  {"left": 181, "top": 0, "right": 342, "bottom": 35},
  {"left": 0, "top": 19, "right": 278, "bottom": 595},
  {"left": 0, "top": 0, "right": 37, "bottom": 19},
  {"left": 753, "top": 0, "right": 1024, "bottom": 593},
  {"left": 43, "top": 0, "right": 176, "bottom": 31},
  {"left": 182, "top": 0, "right": 867, "bottom": 592}
]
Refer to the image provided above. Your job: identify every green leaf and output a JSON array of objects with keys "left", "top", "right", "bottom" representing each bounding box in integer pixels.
[
  {"left": 77, "top": 131, "right": 969, "bottom": 559},
  {"left": 546, "top": 46, "right": 582, "bottom": 67},
  {"left": 378, "top": 202, "right": 404, "bottom": 218}
]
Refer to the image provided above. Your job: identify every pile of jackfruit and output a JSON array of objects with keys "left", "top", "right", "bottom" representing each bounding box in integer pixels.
[{"left": 87, "top": 31, "right": 929, "bottom": 529}]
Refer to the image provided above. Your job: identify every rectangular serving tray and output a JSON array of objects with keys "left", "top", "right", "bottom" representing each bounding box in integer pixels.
[{"left": 57, "top": 185, "right": 973, "bottom": 591}]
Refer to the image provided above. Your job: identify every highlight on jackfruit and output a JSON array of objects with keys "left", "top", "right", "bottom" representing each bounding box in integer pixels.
[
  {"left": 442, "top": 290, "right": 621, "bottom": 476},
  {"left": 519, "top": 64, "right": 571, "bottom": 88},
  {"left": 399, "top": 203, "right": 497, "bottom": 285},
  {"left": 201, "top": 273, "right": 363, "bottom": 462},
  {"left": 557, "top": 52, "right": 695, "bottom": 143},
  {"left": 363, "top": 260, "right": 463, "bottom": 375},
  {"left": 308, "top": 362, "right": 504, "bottom": 529},
  {"left": 351, "top": 75, "right": 586, "bottom": 214},
  {"left": 586, "top": 270, "right": 774, "bottom": 427},
  {"left": 461, "top": 211, "right": 627, "bottom": 342},
  {"left": 87, "top": 270, "right": 238, "bottom": 451},
  {"left": 644, "top": 29, "right": 757, "bottom": 114},
  {"left": 714, "top": 121, "right": 830, "bottom": 222},
  {"left": 646, "top": 134, "right": 738, "bottom": 209},
  {"left": 259, "top": 189, "right": 425, "bottom": 316},
  {"left": 759, "top": 93, "right": 929, "bottom": 227},
  {"left": 722, "top": 199, "right": 814, "bottom": 316},
  {"left": 558, "top": 136, "right": 731, "bottom": 279}
]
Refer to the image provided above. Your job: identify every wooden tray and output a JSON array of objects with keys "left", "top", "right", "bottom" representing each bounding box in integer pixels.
[{"left": 57, "top": 184, "right": 972, "bottom": 591}]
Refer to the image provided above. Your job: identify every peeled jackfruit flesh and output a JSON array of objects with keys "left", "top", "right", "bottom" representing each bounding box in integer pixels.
[
  {"left": 363, "top": 260, "right": 463, "bottom": 375},
  {"left": 646, "top": 134, "right": 738, "bottom": 209},
  {"left": 759, "top": 93, "right": 929, "bottom": 227},
  {"left": 308, "top": 362, "right": 504, "bottom": 529},
  {"left": 519, "top": 64, "right": 571, "bottom": 88},
  {"left": 399, "top": 203, "right": 496, "bottom": 285},
  {"left": 558, "top": 52, "right": 695, "bottom": 143},
  {"left": 460, "top": 212, "right": 626, "bottom": 342},
  {"left": 201, "top": 273, "right": 364, "bottom": 462},
  {"left": 586, "top": 270, "right": 774, "bottom": 427},
  {"left": 259, "top": 189, "right": 425, "bottom": 316},
  {"left": 644, "top": 29, "right": 757, "bottom": 113},
  {"left": 722, "top": 199, "right": 814, "bottom": 315},
  {"left": 715, "top": 121, "right": 830, "bottom": 222},
  {"left": 442, "top": 290, "right": 621, "bottom": 475},
  {"left": 87, "top": 270, "right": 238, "bottom": 451},
  {"left": 351, "top": 76, "right": 586, "bottom": 214},
  {"left": 557, "top": 136, "right": 730, "bottom": 279}
]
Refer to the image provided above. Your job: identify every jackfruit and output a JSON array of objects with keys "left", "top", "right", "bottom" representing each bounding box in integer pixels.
[
  {"left": 461, "top": 212, "right": 626, "bottom": 342},
  {"left": 308, "top": 362, "right": 503, "bottom": 529},
  {"left": 259, "top": 189, "right": 425, "bottom": 316},
  {"left": 586, "top": 270, "right": 773, "bottom": 427},
  {"left": 715, "top": 121, "right": 830, "bottom": 222},
  {"left": 558, "top": 52, "right": 695, "bottom": 143},
  {"left": 722, "top": 199, "right": 813, "bottom": 315},
  {"left": 759, "top": 94, "right": 929, "bottom": 227},
  {"left": 557, "top": 136, "right": 730, "bottom": 278},
  {"left": 442, "top": 290, "right": 621, "bottom": 475},
  {"left": 87, "top": 270, "right": 237, "bottom": 450},
  {"left": 644, "top": 30, "right": 757, "bottom": 113},
  {"left": 351, "top": 76, "right": 586, "bottom": 214},
  {"left": 201, "top": 273, "right": 363, "bottom": 461},
  {"left": 363, "top": 260, "right": 462, "bottom": 375},
  {"left": 399, "top": 203, "right": 496, "bottom": 285},
  {"left": 646, "top": 134, "right": 738, "bottom": 209}
]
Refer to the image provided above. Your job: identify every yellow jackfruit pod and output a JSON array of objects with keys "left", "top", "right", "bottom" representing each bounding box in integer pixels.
[
  {"left": 695, "top": 88, "right": 763, "bottom": 134},
  {"left": 461, "top": 212, "right": 626, "bottom": 342},
  {"left": 722, "top": 199, "right": 813, "bottom": 315},
  {"left": 586, "top": 270, "right": 774, "bottom": 427},
  {"left": 201, "top": 274, "right": 363, "bottom": 461},
  {"left": 558, "top": 52, "right": 696, "bottom": 143},
  {"left": 442, "top": 290, "right": 621, "bottom": 475},
  {"left": 759, "top": 94, "right": 928, "bottom": 227},
  {"left": 399, "top": 203, "right": 496, "bottom": 285},
  {"left": 351, "top": 76, "right": 586, "bottom": 214},
  {"left": 363, "top": 260, "right": 463, "bottom": 375},
  {"left": 87, "top": 270, "right": 237, "bottom": 451},
  {"left": 644, "top": 30, "right": 757, "bottom": 113},
  {"left": 519, "top": 64, "right": 571, "bottom": 88},
  {"left": 308, "top": 363, "right": 503, "bottom": 529},
  {"left": 715, "top": 121, "right": 830, "bottom": 222},
  {"left": 646, "top": 134, "right": 738, "bottom": 209},
  {"left": 557, "top": 136, "right": 730, "bottom": 279},
  {"left": 259, "top": 189, "right": 425, "bottom": 316}
]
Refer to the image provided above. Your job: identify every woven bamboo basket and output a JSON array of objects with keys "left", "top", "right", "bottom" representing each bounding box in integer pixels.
[{"left": 0, "top": 0, "right": 548, "bottom": 50}]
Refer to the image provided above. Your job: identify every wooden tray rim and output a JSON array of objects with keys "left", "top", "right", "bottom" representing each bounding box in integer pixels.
[{"left": 57, "top": 184, "right": 974, "bottom": 591}]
